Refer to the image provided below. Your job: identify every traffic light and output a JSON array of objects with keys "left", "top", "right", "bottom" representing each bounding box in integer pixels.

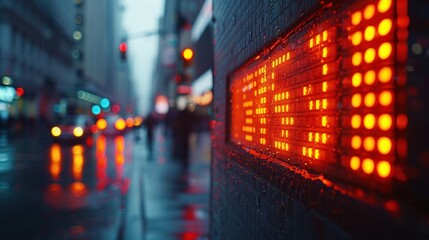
[
  {"left": 181, "top": 47, "right": 194, "bottom": 68},
  {"left": 119, "top": 42, "right": 127, "bottom": 61}
]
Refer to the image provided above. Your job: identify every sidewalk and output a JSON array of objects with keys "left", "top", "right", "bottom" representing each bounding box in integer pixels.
[{"left": 124, "top": 125, "right": 211, "bottom": 240}]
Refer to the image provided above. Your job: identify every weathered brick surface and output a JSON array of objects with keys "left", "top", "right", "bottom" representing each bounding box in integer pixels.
[{"left": 212, "top": 0, "right": 429, "bottom": 239}]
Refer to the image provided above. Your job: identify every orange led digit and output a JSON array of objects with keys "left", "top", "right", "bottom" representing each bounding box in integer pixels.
[
  {"left": 350, "top": 156, "right": 361, "bottom": 171},
  {"left": 352, "top": 72, "right": 362, "bottom": 87},
  {"left": 351, "top": 135, "right": 362, "bottom": 149},
  {"left": 364, "top": 5, "right": 376, "bottom": 20},
  {"left": 378, "top": 0, "right": 392, "bottom": 13},
  {"left": 362, "top": 158, "right": 375, "bottom": 174},
  {"left": 378, "top": 67, "right": 392, "bottom": 83},
  {"left": 230, "top": 0, "right": 407, "bottom": 188},
  {"left": 378, "top": 19, "right": 392, "bottom": 36},
  {"left": 351, "top": 11, "right": 362, "bottom": 26},
  {"left": 364, "top": 26, "right": 376, "bottom": 41},
  {"left": 364, "top": 70, "right": 376, "bottom": 85},
  {"left": 377, "top": 161, "right": 391, "bottom": 177},
  {"left": 351, "top": 94, "right": 362, "bottom": 107}
]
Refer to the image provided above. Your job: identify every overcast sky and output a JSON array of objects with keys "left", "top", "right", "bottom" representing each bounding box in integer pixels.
[{"left": 122, "top": 0, "right": 165, "bottom": 115}]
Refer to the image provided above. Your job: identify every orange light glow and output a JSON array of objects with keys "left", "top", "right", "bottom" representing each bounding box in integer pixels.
[
  {"left": 182, "top": 48, "right": 194, "bottom": 61},
  {"left": 364, "top": 48, "right": 376, "bottom": 63},
  {"left": 363, "top": 137, "right": 375, "bottom": 151},
  {"left": 397, "top": 114, "right": 408, "bottom": 129},
  {"left": 50, "top": 144, "right": 61, "bottom": 162},
  {"left": 229, "top": 0, "right": 406, "bottom": 187},
  {"left": 50, "top": 144, "right": 62, "bottom": 181},
  {"left": 115, "top": 118, "right": 126, "bottom": 131},
  {"left": 134, "top": 116, "right": 143, "bottom": 126},
  {"left": 351, "top": 72, "right": 362, "bottom": 87},
  {"left": 364, "top": 114, "right": 376, "bottom": 129},
  {"left": 351, "top": 94, "right": 362, "bottom": 107},
  {"left": 350, "top": 156, "right": 360, "bottom": 170},
  {"left": 351, "top": 11, "right": 362, "bottom": 25},
  {"left": 364, "top": 5, "right": 375, "bottom": 20},
  {"left": 51, "top": 126, "right": 61, "bottom": 137},
  {"left": 96, "top": 118, "right": 108, "bottom": 130},
  {"left": 364, "top": 70, "right": 376, "bottom": 85},
  {"left": 126, "top": 117, "right": 134, "bottom": 128},
  {"left": 351, "top": 31, "right": 363, "bottom": 46},
  {"left": 378, "top": 67, "right": 392, "bottom": 83},
  {"left": 378, "top": 0, "right": 392, "bottom": 13},
  {"left": 72, "top": 145, "right": 85, "bottom": 181},
  {"left": 352, "top": 52, "right": 363, "bottom": 66},
  {"left": 351, "top": 135, "right": 361, "bottom": 149},
  {"left": 323, "top": 47, "right": 328, "bottom": 58},
  {"left": 377, "top": 137, "right": 392, "bottom": 154},
  {"left": 378, "top": 42, "right": 392, "bottom": 59},
  {"left": 364, "top": 93, "right": 376, "bottom": 107},
  {"left": 70, "top": 182, "right": 86, "bottom": 197},
  {"left": 378, "top": 114, "right": 392, "bottom": 130},
  {"left": 115, "top": 136, "right": 125, "bottom": 153},
  {"left": 397, "top": 138, "right": 408, "bottom": 157},
  {"left": 377, "top": 161, "right": 391, "bottom": 177},
  {"left": 351, "top": 114, "right": 361, "bottom": 129},
  {"left": 364, "top": 26, "right": 376, "bottom": 41},
  {"left": 378, "top": 19, "right": 392, "bottom": 36},
  {"left": 323, "top": 64, "right": 328, "bottom": 75},
  {"left": 379, "top": 91, "right": 393, "bottom": 106},
  {"left": 362, "top": 158, "right": 375, "bottom": 174},
  {"left": 73, "top": 127, "right": 84, "bottom": 137},
  {"left": 72, "top": 145, "right": 84, "bottom": 155}
]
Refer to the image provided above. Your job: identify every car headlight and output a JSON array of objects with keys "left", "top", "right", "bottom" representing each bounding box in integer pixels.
[
  {"left": 115, "top": 118, "right": 126, "bottom": 131},
  {"left": 73, "top": 127, "right": 84, "bottom": 137},
  {"left": 51, "top": 126, "right": 61, "bottom": 137}
]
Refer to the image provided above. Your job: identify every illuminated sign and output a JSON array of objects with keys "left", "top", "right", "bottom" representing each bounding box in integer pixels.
[
  {"left": 229, "top": 0, "right": 408, "bottom": 189},
  {"left": 0, "top": 86, "right": 16, "bottom": 103},
  {"left": 76, "top": 90, "right": 103, "bottom": 105}
]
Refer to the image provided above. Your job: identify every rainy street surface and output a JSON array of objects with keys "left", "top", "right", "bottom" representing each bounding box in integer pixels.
[{"left": 0, "top": 125, "right": 210, "bottom": 240}]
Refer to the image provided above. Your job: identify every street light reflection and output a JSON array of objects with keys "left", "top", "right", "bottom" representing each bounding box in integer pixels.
[
  {"left": 96, "top": 136, "right": 108, "bottom": 191},
  {"left": 115, "top": 136, "right": 125, "bottom": 179},
  {"left": 70, "top": 182, "right": 87, "bottom": 197},
  {"left": 72, "top": 145, "right": 85, "bottom": 181},
  {"left": 49, "top": 144, "right": 62, "bottom": 181}
]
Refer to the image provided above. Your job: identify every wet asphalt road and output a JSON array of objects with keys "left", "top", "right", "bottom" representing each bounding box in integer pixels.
[
  {"left": 0, "top": 127, "right": 135, "bottom": 239},
  {"left": 0, "top": 125, "right": 210, "bottom": 240}
]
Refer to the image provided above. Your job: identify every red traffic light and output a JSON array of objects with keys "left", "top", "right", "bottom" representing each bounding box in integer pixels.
[
  {"left": 15, "top": 87, "right": 24, "bottom": 97},
  {"left": 119, "top": 42, "right": 128, "bottom": 53},
  {"left": 119, "top": 42, "right": 127, "bottom": 61}
]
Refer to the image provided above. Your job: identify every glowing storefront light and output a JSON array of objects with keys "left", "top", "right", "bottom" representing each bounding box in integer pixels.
[{"left": 229, "top": 0, "right": 408, "bottom": 188}]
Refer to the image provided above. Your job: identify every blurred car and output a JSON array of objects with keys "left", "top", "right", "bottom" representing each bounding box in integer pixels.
[
  {"left": 50, "top": 115, "right": 95, "bottom": 141},
  {"left": 96, "top": 114, "right": 127, "bottom": 136}
]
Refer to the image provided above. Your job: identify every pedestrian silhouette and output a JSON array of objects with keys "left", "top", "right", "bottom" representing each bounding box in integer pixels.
[
  {"left": 172, "top": 108, "right": 194, "bottom": 166},
  {"left": 144, "top": 112, "right": 156, "bottom": 151}
]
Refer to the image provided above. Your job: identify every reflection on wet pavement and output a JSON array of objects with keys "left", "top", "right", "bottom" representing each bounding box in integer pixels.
[
  {"left": 0, "top": 126, "right": 210, "bottom": 239},
  {"left": 0, "top": 129, "right": 134, "bottom": 239},
  {"left": 130, "top": 127, "right": 210, "bottom": 240}
]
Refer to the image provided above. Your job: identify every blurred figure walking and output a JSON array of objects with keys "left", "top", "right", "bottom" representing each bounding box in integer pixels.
[
  {"left": 172, "top": 107, "right": 194, "bottom": 166},
  {"left": 144, "top": 112, "right": 156, "bottom": 151}
]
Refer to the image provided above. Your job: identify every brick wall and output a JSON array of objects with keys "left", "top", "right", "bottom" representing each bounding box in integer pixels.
[{"left": 211, "top": 0, "right": 429, "bottom": 239}]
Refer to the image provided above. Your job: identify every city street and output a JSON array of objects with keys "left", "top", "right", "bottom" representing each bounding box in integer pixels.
[
  {"left": 0, "top": 125, "right": 210, "bottom": 239},
  {"left": 2, "top": 0, "right": 429, "bottom": 238}
]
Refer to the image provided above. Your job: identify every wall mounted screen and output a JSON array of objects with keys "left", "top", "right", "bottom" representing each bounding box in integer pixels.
[{"left": 229, "top": 0, "right": 408, "bottom": 189}]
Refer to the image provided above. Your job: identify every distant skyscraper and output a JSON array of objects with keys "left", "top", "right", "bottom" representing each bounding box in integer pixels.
[
  {"left": 73, "top": 0, "right": 134, "bottom": 115},
  {"left": 0, "top": 0, "right": 75, "bottom": 124}
]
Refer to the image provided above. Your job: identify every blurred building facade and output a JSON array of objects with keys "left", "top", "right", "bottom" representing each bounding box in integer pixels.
[
  {"left": 0, "top": 0, "right": 75, "bottom": 125},
  {"left": 73, "top": 0, "right": 134, "bottom": 116},
  {"left": 0, "top": 0, "right": 134, "bottom": 127},
  {"left": 153, "top": 0, "right": 212, "bottom": 127}
]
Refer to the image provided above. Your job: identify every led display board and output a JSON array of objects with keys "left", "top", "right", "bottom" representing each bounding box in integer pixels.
[{"left": 229, "top": 0, "right": 408, "bottom": 190}]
